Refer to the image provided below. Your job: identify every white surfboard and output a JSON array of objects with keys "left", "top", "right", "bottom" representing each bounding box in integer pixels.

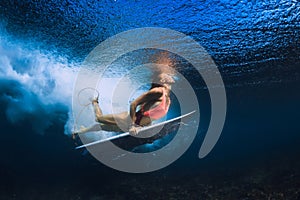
[{"left": 75, "top": 110, "right": 196, "bottom": 149}]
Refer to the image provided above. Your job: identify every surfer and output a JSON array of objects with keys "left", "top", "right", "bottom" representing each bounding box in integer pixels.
[{"left": 72, "top": 72, "right": 175, "bottom": 138}]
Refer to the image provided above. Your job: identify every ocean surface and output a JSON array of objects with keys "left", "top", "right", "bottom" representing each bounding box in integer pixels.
[{"left": 0, "top": 0, "right": 300, "bottom": 199}]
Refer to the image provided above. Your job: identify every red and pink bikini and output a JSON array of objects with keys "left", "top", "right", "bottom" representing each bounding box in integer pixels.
[{"left": 135, "top": 90, "right": 170, "bottom": 125}]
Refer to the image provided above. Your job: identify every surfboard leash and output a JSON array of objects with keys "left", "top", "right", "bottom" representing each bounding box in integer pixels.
[{"left": 72, "top": 87, "right": 100, "bottom": 140}]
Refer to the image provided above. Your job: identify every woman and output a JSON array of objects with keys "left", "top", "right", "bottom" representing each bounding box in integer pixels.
[{"left": 72, "top": 73, "right": 175, "bottom": 138}]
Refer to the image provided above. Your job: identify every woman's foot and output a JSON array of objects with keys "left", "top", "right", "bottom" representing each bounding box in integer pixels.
[
  {"left": 72, "top": 132, "right": 78, "bottom": 140},
  {"left": 89, "top": 96, "right": 99, "bottom": 104},
  {"left": 72, "top": 126, "right": 87, "bottom": 139}
]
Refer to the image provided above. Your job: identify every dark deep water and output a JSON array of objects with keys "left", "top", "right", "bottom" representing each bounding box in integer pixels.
[{"left": 1, "top": 0, "right": 300, "bottom": 199}]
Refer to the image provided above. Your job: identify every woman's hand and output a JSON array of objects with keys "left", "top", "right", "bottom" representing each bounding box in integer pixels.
[{"left": 129, "top": 124, "right": 141, "bottom": 136}]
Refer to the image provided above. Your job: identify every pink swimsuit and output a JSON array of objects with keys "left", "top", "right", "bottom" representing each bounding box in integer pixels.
[{"left": 142, "top": 90, "right": 169, "bottom": 120}]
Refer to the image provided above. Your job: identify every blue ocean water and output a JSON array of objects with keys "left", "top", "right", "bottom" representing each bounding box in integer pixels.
[{"left": 0, "top": 0, "right": 300, "bottom": 199}]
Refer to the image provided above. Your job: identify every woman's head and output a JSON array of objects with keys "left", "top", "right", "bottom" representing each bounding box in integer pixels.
[
  {"left": 157, "top": 73, "right": 175, "bottom": 85},
  {"left": 150, "top": 73, "right": 175, "bottom": 91},
  {"left": 151, "top": 64, "right": 176, "bottom": 85}
]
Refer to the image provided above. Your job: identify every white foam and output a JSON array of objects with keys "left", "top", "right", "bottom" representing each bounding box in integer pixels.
[{"left": 0, "top": 32, "right": 79, "bottom": 134}]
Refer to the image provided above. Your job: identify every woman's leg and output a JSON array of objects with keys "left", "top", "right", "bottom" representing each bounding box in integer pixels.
[
  {"left": 74, "top": 123, "right": 124, "bottom": 134},
  {"left": 72, "top": 100, "right": 128, "bottom": 137},
  {"left": 92, "top": 100, "right": 132, "bottom": 131},
  {"left": 75, "top": 124, "right": 102, "bottom": 134},
  {"left": 72, "top": 123, "right": 124, "bottom": 139},
  {"left": 73, "top": 100, "right": 152, "bottom": 138},
  {"left": 92, "top": 100, "right": 128, "bottom": 124}
]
